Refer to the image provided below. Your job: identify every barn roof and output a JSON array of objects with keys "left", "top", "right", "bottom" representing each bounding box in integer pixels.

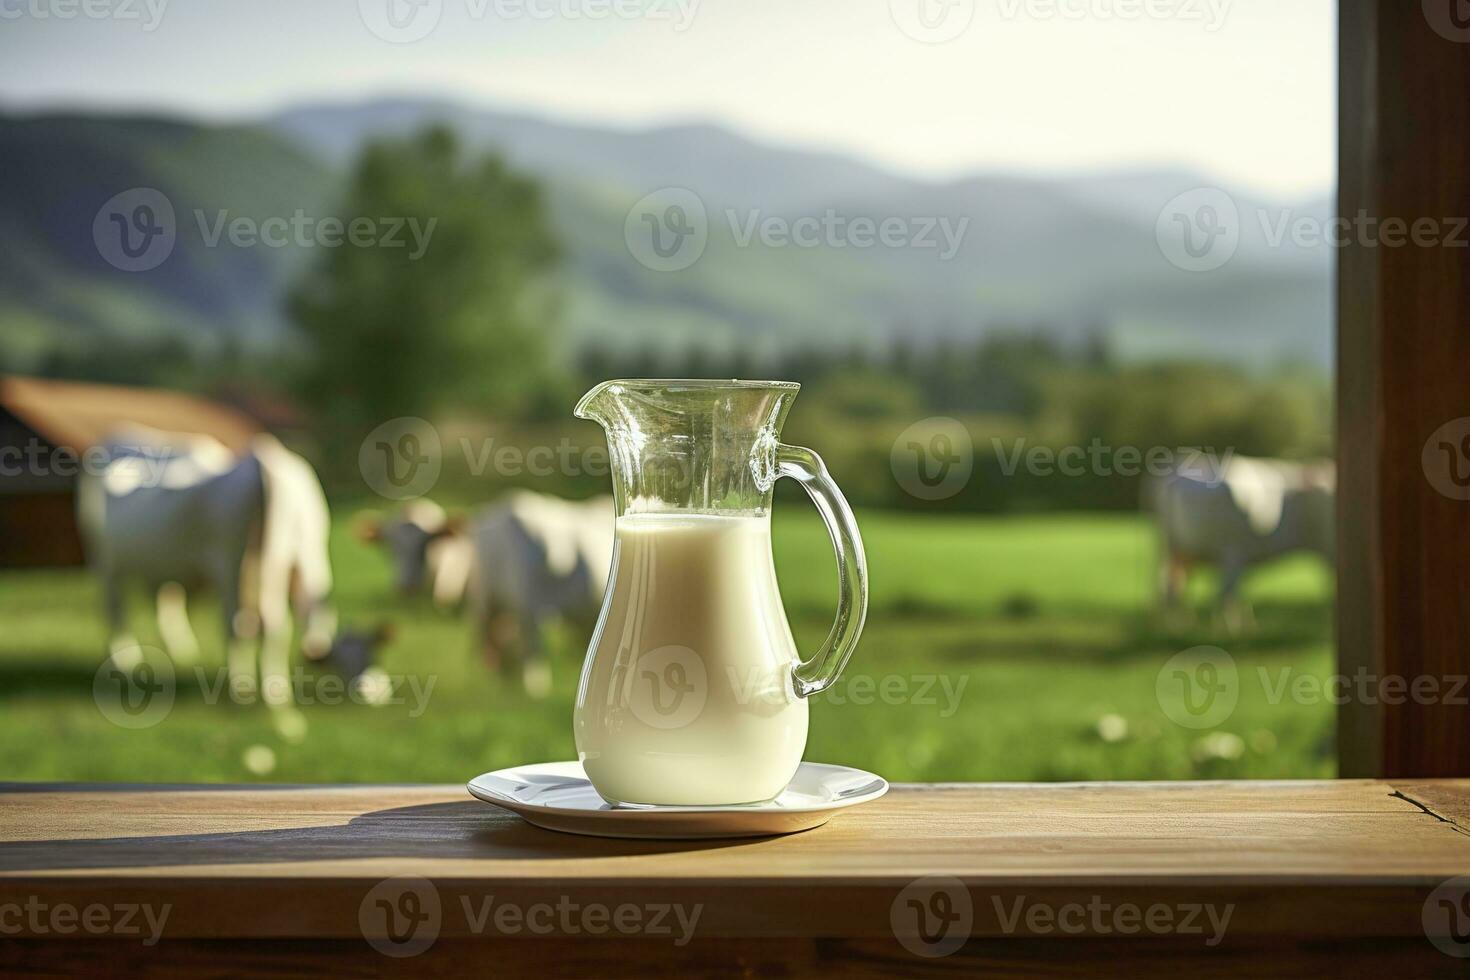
[{"left": 0, "top": 376, "right": 261, "bottom": 454}]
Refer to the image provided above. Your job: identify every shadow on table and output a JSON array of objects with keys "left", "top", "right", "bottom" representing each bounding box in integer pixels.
[{"left": 0, "top": 801, "right": 763, "bottom": 872}]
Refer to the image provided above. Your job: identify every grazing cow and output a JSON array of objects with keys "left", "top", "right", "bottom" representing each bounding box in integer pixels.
[
  {"left": 1152, "top": 455, "right": 1335, "bottom": 630},
  {"left": 355, "top": 500, "right": 474, "bottom": 609},
  {"left": 361, "top": 492, "right": 613, "bottom": 697},
  {"left": 251, "top": 436, "right": 340, "bottom": 665},
  {"left": 469, "top": 492, "right": 614, "bottom": 696},
  {"left": 77, "top": 430, "right": 354, "bottom": 712}
]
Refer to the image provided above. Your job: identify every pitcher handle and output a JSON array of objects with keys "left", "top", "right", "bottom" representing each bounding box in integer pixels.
[{"left": 777, "top": 444, "right": 869, "bottom": 698}]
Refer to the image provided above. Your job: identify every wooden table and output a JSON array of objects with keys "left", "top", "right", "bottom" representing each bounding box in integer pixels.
[{"left": 3, "top": 780, "right": 1470, "bottom": 977}]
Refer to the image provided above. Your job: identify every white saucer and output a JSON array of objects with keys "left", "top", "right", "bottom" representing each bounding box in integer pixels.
[{"left": 466, "top": 761, "right": 888, "bottom": 839}]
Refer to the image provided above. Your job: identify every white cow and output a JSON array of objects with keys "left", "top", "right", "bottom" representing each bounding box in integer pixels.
[
  {"left": 355, "top": 500, "right": 474, "bottom": 610},
  {"left": 362, "top": 492, "right": 613, "bottom": 697},
  {"left": 78, "top": 430, "right": 341, "bottom": 711},
  {"left": 1152, "top": 455, "right": 1335, "bottom": 630}
]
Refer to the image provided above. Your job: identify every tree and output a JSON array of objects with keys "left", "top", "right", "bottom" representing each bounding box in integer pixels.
[{"left": 290, "top": 126, "right": 559, "bottom": 438}]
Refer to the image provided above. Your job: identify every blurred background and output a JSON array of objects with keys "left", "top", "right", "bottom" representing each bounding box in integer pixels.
[{"left": 0, "top": 0, "right": 1336, "bottom": 782}]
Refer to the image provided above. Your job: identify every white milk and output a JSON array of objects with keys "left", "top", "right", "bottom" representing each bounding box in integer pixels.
[{"left": 574, "top": 512, "right": 807, "bottom": 805}]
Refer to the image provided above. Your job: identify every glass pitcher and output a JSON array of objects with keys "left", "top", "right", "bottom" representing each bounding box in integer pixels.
[{"left": 572, "top": 379, "right": 869, "bottom": 806}]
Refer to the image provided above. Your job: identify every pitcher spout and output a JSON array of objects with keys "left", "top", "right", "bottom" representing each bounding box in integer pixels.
[
  {"left": 572, "top": 379, "right": 801, "bottom": 516},
  {"left": 575, "top": 379, "right": 799, "bottom": 425},
  {"left": 572, "top": 379, "right": 620, "bottom": 427}
]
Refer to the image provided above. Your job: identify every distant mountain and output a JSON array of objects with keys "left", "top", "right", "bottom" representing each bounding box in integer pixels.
[
  {"left": 0, "top": 114, "right": 334, "bottom": 365},
  {"left": 0, "top": 100, "right": 1333, "bottom": 375},
  {"left": 271, "top": 98, "right": 908, "bottom": 210}
]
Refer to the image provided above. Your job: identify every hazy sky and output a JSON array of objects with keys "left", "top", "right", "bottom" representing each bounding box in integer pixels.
[{"left": 0, "top": 0, "right": 1335, "bottom": 197}]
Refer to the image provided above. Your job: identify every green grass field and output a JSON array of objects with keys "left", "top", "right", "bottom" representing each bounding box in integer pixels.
[{"left": 0, "top": 509, "right": 1335, "bottom": 783}]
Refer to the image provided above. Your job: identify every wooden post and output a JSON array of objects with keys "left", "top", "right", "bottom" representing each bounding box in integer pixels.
[{"left": 1338, "top": 0, "right": 1470, "bottom": 776}]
